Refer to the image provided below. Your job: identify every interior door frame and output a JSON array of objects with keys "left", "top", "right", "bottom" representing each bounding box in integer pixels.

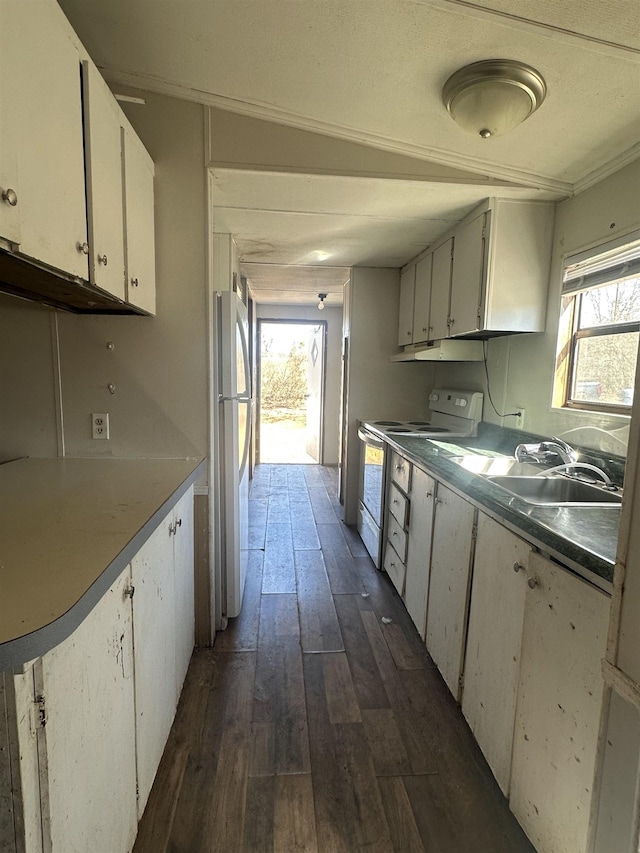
[{"left": 256, "top": 318, "right": 328, "bottom": 465}]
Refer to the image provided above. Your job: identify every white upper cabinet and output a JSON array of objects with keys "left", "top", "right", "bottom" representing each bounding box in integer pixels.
[
  {"left": 0, "top": 0, "right": 88, "bottom": 279},
  {"left": 412, "top": 254, "right": 432, "bottom": 344},
  {"left": 82, "top": 62, "right": 126, "bottom": 300},
  {"left": 123, "top": 128, "right": 156, "bottom": 315},
  {"left": 429, "top": 238, "right": 453, "bottom": 341},
  {"left": 396, "top": 199, "right": 553, "bottom": 346},
  {"left": 398, "top": 264, "right": 415, "bottom": 346},
  {"left": 449, "top": 212, "right": 486, "bottom": 337}
]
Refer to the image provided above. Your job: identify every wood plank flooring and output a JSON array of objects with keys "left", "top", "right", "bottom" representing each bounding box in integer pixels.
[{"left": 134, "top": 464, "right": 534, "bottom": 853}]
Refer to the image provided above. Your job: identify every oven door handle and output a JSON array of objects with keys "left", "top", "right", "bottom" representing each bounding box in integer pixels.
[{"left": 358, "top": 425, "right": 384, "bottom": 449}]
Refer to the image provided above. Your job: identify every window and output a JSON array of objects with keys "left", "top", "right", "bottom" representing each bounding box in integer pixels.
[{"left": 553, "top": 234, "right": 640, "bottom": 415}]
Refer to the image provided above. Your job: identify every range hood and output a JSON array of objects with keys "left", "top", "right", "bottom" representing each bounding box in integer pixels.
[
  {"left": 0, "top": 248, "right": 146, "bottom": 315},
  {"left": 390, "top": 340, "right": 484, "bottom": 362}
]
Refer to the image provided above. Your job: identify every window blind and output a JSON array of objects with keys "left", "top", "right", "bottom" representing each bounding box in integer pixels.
[{"left": 563, "top": 232, "right": 640, "bottom": 295}]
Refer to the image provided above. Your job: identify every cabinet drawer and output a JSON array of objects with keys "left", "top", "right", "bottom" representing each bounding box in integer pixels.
[
  {"left": 388, "top": 482, "right": 409, "bottom": 527},
  {"left": 390, "top": 451, "right": 411, "bottom": 493},
  {"left": 386, "top": 512, "right": 408, "bottom": 562},
  {"left": 383, "top": 541, "right": 406, "bottom": 596}
]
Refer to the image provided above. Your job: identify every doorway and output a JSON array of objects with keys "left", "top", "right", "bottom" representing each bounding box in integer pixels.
[{"left": 257, "top": 320, "right": 326, "bottom": 464}]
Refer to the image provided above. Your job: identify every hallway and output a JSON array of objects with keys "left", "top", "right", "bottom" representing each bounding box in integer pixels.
[{"left": 134, "top": 464, "right": 533, "bottom": 852}]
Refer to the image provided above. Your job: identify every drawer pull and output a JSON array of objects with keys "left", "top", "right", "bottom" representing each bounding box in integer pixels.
[{"left": 2, "top": 188, "right": 18, "bottom": 206}]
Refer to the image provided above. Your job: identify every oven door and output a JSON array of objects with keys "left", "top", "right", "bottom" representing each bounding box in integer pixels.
[{"left": 357, "top": 426, "right": 386, "bottom": 567}]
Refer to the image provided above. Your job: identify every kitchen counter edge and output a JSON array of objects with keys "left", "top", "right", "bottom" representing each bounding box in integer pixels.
[
  {"left": 379, "top": 432, "right": 616, "bottom": 594},
  {"left": 0, "top": 457, "right": 205, "bottom": 670}
]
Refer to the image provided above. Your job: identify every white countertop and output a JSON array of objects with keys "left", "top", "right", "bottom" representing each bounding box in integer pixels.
[{"left": 0, "top": 456, "right": 205, "bottom": 669}]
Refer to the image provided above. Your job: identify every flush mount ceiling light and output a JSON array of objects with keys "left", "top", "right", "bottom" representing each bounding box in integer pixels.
[
  {"left": 442, "top": 59, "right": 547, "bottom": 139},
  {"left": 317, "top": 293, "right": 327, "bottom": 310}
]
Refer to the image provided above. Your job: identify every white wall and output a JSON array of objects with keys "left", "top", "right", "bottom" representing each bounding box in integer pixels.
[
  {"left": 0, "top": 296, "right": 59, "bottom": 462},
  {"left": 343, "top": 267, "right": 436, "bottom": 524},
  {"left": 255, "top": 303, "right": 342, "bottom": 465},
  {"left": 436, "top": 159, "right": 640, "bottom": 456}
]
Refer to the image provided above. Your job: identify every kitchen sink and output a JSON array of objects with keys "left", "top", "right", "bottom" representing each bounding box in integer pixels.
[
  {"left": 450, "top": 455, "right": 540, "bottom": 476},
  {"left": 485, "top": 475, "right": 622, "bottom": 506}
]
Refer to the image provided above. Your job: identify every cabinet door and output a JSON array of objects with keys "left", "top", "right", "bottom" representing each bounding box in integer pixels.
[
  {"left": 41, "top": 569, "right": 138, "bottom": 853},
  {"left": 1, "top": 0, "right": 88, "bottom": 278},
  {"left": 131, "top": 513, "right": 178, "bottom": 816},
  {"left": 173, "top": 488, "right": 195, "bottom": 700},
  {"left": 412, "top": 254, "right": 432, "bottom": 343},
  {"left": 510, "top": 553, "right": 609, "bottom": 853},
  {"left": 82, "top": 61, "right": 126, "bottom": 300},
  {"left": 0, "top": 5, "right": 20, "bottom": 246},
  {"left": 123, "top": 128, "right": 156, "bottom": 314},
  {"left": 461, "top": 514, "right": 530, "bottom": 794},
  {"left": 426, "top": 484, "right": 475, "bottom": 699},
  {"left": 449, "top": 212, "right": 486, "bottom": 337},
  {"left": 398, "top": 265, "right": 415, "bottom": 346},
  {"left": 404, "top": 467, "right": 435, "bottom": 639},
  {"left": 429, "top": 238, "right": 452, "bottom": 340}
]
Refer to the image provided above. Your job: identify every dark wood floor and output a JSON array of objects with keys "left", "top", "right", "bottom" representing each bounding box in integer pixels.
[{"left": 134, "top": 464, "right": 534, "bottom": 852}]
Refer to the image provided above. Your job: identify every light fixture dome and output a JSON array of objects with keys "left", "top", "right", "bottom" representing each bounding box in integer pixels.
[{"left": 442, "top": 59, "right": 546, "bottom": 139}]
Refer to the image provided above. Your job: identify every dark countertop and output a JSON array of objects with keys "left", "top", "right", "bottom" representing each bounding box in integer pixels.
[{"left": 378, "top": 432, "right": 618, "bottom": 593}]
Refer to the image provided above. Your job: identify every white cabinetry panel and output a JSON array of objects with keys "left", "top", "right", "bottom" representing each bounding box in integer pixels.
[
  {"left": 510, "top": 552, "right": 609, "bottom": 853},
  {"left": 449, "top": 212, "right": 486, "bottom": 337},
  {"left": 131, "top": 512, "right": 178, "bottom": 817},
  {"left": 412, "top": 254, "right": 432, "bottom": 344},
  {"left": 426, "top": 484, "right": 475, "bottom": 699},
  {"left": 404, "top": 467, "right": 435, "bottom": 639},
  {"left": 398, "top": 265, "right": 415, "bottom": 346},
  {"left": 461, "top": 514, "right": 530, "bottom": 794},
  {"left": 123, "top": 128, "right": 156, "bottom": 314},
  {"left": 173, "top": 489, "right": 195, "bottom": 699},
  {"left": 429, "top": 239, "right": 452, "bottom": 341},
  {"left": 82, "top": 61, "right": 126, "bottom": 300},
  {"left": 41, "top": 569, "right": 138, "bottom": 853},
  {"left": 0, "top": 0, "right": 88, "bottom": 278}
]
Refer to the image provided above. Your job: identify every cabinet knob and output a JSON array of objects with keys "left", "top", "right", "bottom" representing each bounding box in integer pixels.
[
  {"left": 513, "top": 561, "right": 524, "bottom": 573},
  {"left": 422, "top": 327, "right": 427, "bottom": 332},
  {"left": 449, "top": 317, "right": 455, "bottom": 326},
  {"left": 426, "top": 491, "right": 432, "bottom": 497},
  {"left": 527, "top": 576, "right": 538, "bottom": 589},
  {"left": 395, "top": 464, "right": 402, "bottom": 470},
  {"left": 131, "top": 277, "right": 139, "bottom": 287},
  {"left": 125, "top": 585, "right": 135, "bottom": 600},
  {"left": 176, "top": 518, "right": 182, "bottom": 528},
  {"left": 2, "top": 188, "right": 18, "bottom": 206},
  {"left": 98, "top": 253, "right": 108, "bottom": 266},
  {"left": 434, "top": 497, "right": 441, "bottom": 505},
  {"left": 77, "top": 241, "right": 89, "bottom": 255}
]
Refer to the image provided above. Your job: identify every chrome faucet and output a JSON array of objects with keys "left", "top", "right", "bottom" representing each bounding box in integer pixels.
[{"left": 515, "top": 436, "right": 578, "bottom": 465}]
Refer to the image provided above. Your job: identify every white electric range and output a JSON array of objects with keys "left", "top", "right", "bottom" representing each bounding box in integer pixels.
[
  {"left": 364, "top": 389, "right": 484, "bottom": 440},
  {"left": 357, "top": 389, "right": 484, "bottom": 567}
]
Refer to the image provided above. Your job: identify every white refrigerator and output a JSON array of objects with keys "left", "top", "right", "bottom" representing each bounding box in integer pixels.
[{"left": 217, "top": 289, "right": 252, "bottom": 623}]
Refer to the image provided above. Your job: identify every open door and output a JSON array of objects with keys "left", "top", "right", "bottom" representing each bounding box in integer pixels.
[{"left": 305, "top": 323, "right": 325, "bottom": 462}]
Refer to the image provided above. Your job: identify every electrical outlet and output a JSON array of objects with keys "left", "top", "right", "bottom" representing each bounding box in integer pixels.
[
  {"left": 513, "top": 407, "right": 525, "bottom": 429},
  {"left": 92, "top": 413, "right": 110, "bottom": 440}
]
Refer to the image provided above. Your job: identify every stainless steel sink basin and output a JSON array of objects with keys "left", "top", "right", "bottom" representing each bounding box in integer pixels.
[
  {"left": 485, "top": 475, "right": 622, "bottom": 506},
  {"left": 450, "top": 455, "right": 540, "bottom": 476}
]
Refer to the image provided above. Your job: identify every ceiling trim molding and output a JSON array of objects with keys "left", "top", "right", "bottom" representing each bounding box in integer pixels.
[
  {"left": 572, "top": 143, "right": 640, "bottom": 196},
  {"left": 208, "top": 160, "right": 533, "bottom": 190},
  {"left": 420, "top": 0, "right": 640, "bottom": 58},
  {"left": 105, "top": 67, "right": 574, "bottom": 196}
]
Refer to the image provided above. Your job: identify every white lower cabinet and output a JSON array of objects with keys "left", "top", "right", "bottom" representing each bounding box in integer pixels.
[
  {"left": 509, "top": 551, "right": 609, "bottom": 853},
  {"left": 403, "top": 467, "right": 436, "bottom": 639},
  {"left": 462, "top": 514, "right": 531, "bottom": 794},
  {"left": 132, "top": 488, "right": 195, "bottom": 817},
  {"left": 425, "top": 484, "right": 476, "bottom": 699},
  {"left": 41, "top": 569, "right": 138, "bottom": 853},
  {"left": 1, "top": 488, "right": 195, "bottom": 852}
]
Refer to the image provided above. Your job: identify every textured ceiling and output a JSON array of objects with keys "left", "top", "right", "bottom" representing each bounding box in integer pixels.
[{"left": 58, "top": 0, "right": 640, "bottom": 304}]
